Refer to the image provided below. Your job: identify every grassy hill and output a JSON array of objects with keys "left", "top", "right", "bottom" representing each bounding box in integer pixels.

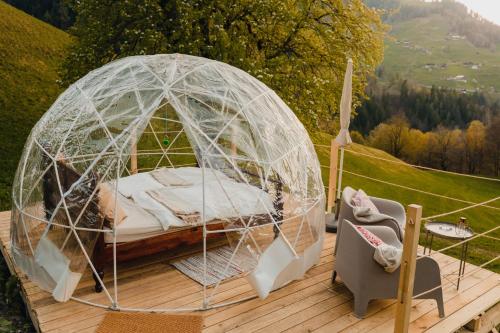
[
  {"left": 0, "top": 1, "right": 70, "bottom": 210},
  {"left": 312, "top": 133, "right": 500, "bottom": 273},
  {"left": 375, "top": 1, "right": 500, "bottom": 96}
]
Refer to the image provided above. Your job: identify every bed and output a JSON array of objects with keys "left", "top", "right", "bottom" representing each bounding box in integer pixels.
[
  {"left": 65, "top": 166, "right": 280, "bottom": 292},
  {"left": 40, "top": 154, "right": 282, "bottom": 293}
]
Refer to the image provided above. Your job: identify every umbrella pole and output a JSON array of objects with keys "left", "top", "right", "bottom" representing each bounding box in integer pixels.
[
  {"left": 336, "top": 147, "right": 344, "bottom": 200},
  {"left": 326, "top": 146, "right": 344, "bottom": 233}
]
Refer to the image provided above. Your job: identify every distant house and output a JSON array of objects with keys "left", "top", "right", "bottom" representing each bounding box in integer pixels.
[
  {"left": 448, "top": 34, "right": 465, "bottom": 40},
  {"left": 446, "top": 75, "right": 467, "bottom": 83}
]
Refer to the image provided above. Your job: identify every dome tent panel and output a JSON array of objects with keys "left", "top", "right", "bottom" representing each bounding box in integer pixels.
[{"left": 11, "top": 54, "right": 325, "bottom": 308}]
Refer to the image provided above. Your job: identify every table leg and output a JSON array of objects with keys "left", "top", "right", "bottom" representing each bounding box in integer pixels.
[
  {"left": 424, "top": 231, "right": 429, "bottom": 255},
  {"left": 457, "top": 241, "right": 468, "bottom": 290},
  {"left": 429, "top": 234, "right": 434, "bottom": 254}
]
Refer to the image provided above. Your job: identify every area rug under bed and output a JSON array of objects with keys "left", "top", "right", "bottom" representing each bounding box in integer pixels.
[{"left": 171, "top": 246, "right": 249, "bottom": 286}]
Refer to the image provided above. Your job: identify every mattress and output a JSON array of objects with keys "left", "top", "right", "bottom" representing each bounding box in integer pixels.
[
  {"left": 104, "top": 167, "right": 274, "bottom": 243},
  {"left": 104, "top": 194, "right": 172, "bottom": 243}
]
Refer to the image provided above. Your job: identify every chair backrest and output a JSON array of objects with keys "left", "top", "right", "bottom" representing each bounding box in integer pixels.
[{"left": 338, "top": 186, "right": 357, "bottom": 224}]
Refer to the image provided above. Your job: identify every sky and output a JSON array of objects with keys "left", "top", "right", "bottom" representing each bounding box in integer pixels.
[{"left": 455, "top": 0, "right": 500, "bottom": 25}]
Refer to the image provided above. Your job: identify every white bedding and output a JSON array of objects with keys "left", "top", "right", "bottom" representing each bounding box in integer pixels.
[
  {"left": 104, "top": 167, "right": 275, "bottom": 243},
  {"left": 116, "top": 172, "right": 164, "bottom": 198}
]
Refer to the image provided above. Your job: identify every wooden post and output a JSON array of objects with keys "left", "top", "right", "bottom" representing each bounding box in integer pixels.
[
  {"left": 394, "top": 204, "right": 422, "bottom": 333},
  {"left": 327, "top": 139, "right": 340, "bottom": 213},
  {"left": 230, "top": 127, "right": 237, "bottom": 157},
  {"left": 130, "top": 128, "right": 138, "bottom": 174}
]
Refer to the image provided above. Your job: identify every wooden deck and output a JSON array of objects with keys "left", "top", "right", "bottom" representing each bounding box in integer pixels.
[{"left": 0, "top": 211, "right": 498, "bottom": 333}]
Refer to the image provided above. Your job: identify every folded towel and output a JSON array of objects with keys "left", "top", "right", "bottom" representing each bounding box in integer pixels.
[
  {"left": 147, "top": 188, "right": 199, "bottom": 215},
  {"left": 150, "top": 168, "right": 192, "bottom": 187},
  {"left": 131, "top": 191, "right": 185, "bottom": 230}
]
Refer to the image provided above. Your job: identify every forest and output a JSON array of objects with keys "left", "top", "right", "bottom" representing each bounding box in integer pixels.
[
  {"left": 353, "top": 80, "right": 499, "bottom": 133},
  {"left": 352, "top": 80, "right": 500, "bottom": 176},
  {"left": 353, "top": 113, "right": 500, "bottom": 176},
  {"left": 4, "top": 0, "right": 73, "bottom": 28}
]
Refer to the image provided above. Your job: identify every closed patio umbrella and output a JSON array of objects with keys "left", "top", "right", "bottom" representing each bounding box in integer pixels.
[
  {"left": 326, "top": 59, "right": 353, "bottom": 232},
  {"left": 335, "top": 58, "right": 353, "bottom": 147},
  {"left": 335, "top": 58, "right": 353, "bottom": 200}
]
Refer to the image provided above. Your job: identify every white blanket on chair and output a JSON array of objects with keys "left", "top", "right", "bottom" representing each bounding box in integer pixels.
[{"left": 353, "top": 206, "right": 397, "bottom": 224}]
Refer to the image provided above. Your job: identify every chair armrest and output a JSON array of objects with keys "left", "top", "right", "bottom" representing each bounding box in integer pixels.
[
  {"left": 365, "top": 218, "right": 404, "bottom": 241},
  {"left": 370, "top": 196, "right": 406, "bottom": 220},
  {"left": 414, "top": 255, "right": 442, "bottom": 296},
  {"left": 335, "top": 220, "right": 378, "bottom": 288}
]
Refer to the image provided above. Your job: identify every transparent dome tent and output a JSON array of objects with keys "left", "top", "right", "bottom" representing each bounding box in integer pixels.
[{"left": 11, "top": 54, "right": 325, "bottom": 311}]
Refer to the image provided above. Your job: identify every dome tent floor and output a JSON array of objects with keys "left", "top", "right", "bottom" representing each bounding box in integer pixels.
[{"left": 0, "top": 211, "right": 498, "bottom": 332}]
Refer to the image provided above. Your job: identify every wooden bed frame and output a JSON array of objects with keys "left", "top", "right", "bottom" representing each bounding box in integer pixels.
[{"left": 90, "top": 222, "right": 227, "bottom": 292}]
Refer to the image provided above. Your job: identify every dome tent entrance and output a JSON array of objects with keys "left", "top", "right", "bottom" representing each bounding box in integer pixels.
[{"left": 11, "top": 54, "right": 325, "bottom": 310}]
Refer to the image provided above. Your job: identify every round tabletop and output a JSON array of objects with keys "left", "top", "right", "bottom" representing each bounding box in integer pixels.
[{"left": 424, "top": 221, "right": 474, "bottom": 240}]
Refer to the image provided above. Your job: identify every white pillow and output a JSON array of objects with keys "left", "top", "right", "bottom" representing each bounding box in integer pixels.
[
  {"left": 351, "top": 189, "right": 380, "bottom": 214},
  {"left": 98, "top": 183, "right": 127, "bottom": 225}
]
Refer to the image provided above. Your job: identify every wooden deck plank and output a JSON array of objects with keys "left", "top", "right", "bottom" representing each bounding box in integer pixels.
[
  {"left": 43, "top": 242, "right": 336, "bottom": 331},
  {"left": 408, "top": 274, "right": 499, "bottom": 332},
  {"left": 44, "top": 239, "right": 337, "bottom": 332},
  {"left": 426, "top": 284, "right": 500, "bottom": 333},
  {"left": 0, "top": 211, "right": 497, "bottom": 333},
  {"left": 345, "top": 265, "right": 495, "bottom": 333},
  {"left": 304, "top": 253, "right": 459, "bottom": 333},
  {"left": 282, "top": 253, "right": 459, "bottom": 333}
]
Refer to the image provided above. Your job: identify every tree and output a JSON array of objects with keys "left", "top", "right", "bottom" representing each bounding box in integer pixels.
[
  {"left": 465, "top": 120, "right": 486, "bottom": 174},
  {"left": 5, "top": 0, "right": 75, "bottom": 29},
  {"left": 60, "top": 0, "right": 386, "bottom": 129},
  {"left": 368, "top": 114, "right": 409, "bottom": 157},
  {"left": 433, "top": 126, "right": 454, "bottom": 170},
  {"left": 486, "top": 116, "right": 500, "bottom": 176},
  {"left": 401, "top": 128, "right": 426, "bottom": 164},
  {"left": 350, "top": 130, "right": 365, "bottom": 144}
]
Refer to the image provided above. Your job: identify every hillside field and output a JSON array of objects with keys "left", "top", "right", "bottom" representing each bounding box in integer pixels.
[
  {"left": 0, "top": 1, "right": 70, "bottom": 210},
  {"left": 382, "top": 13, "right": 500, "bottom": 95}
]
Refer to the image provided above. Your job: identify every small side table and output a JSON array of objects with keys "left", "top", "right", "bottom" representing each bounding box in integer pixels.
[{"left": 423, "top": 221, "right": 474, "bottom": 290}]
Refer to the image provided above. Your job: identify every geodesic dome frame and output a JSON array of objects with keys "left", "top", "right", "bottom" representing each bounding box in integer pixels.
[{"left": 11, "top": 54, "right": 325, "bottom": 311}]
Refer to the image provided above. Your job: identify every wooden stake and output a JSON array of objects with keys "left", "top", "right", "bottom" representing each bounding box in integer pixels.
[
  {"left": 230, "top": 128, "right": 237, "bottom": 157},
  {"left": 130, "top": 129, "right": 138, "bottom": 174},
  {"left": 327, "top": 139, "right": 340, "bottom": 213},
  {"left": 394, "top": 204, "right": 422, "bottom": 333}
]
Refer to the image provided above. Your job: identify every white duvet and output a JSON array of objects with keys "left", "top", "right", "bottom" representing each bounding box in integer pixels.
[{"left": 106, "top": 167, "right": 275, "bottom": 243}]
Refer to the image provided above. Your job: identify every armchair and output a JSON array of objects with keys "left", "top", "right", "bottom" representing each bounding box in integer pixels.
[
  {"left": 335, "top": 187, "right": 405, "bottom": 254},
  {"left": 333, "top": 220, "right": 444, "bottom": 318}
]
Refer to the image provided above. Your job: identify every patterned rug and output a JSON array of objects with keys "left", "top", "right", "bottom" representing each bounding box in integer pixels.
[{"left": 171, "top": 246, "right": 246, "bottom": 286}]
